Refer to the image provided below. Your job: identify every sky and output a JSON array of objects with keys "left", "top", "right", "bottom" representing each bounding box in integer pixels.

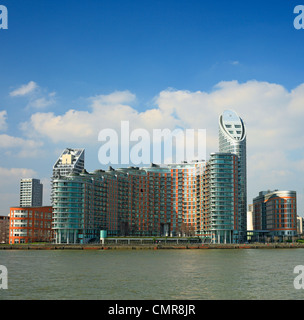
[{"left": 0, "top": 0, "right": 304, "bottom": 216}]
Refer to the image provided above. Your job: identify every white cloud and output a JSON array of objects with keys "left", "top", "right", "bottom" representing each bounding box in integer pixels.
[
  {"left": 0, "top": 110, "right": 7, "bottom": 131},
  {"left": 0, "top": 134, "right": 42, "bottom": 149},
  {"left": 28, "top": 94, "right": 56, "bottom": 109},
  {"left": 230, "top": 60, "right": 239, "bottom": 65},
  {"left": 19, "top": 80, "right": 304, "bottom": 213},
  {"left": 21, "top": 81, "right": 304, "bottom": 149},
  {"left": 0, "top": 107, "right": 44, "bottom": 158},
  {"left": 0, "top": 167, "right": 37, "bottom": 181},
  {"left": 10, "top": 81, "right": 56, "bottom": 109},
  {"left": 10, "top": 81, "right": 38, "bottom": 97},
  {"left": 21, "top": 81, "right": 304, "bottom": 154},
  {"left": 0, "top": 134, "right": 43, "bottom": 158},
  {"left": 91, "top": 90, "right": 136, "bottom": 105},
  {"left": 22, "top": 90, "right": 179, "bottom": 144}
]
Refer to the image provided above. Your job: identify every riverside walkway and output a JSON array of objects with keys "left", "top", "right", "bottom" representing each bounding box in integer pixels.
[{"left": 1, "top": 241, "right": 304, "bottom": 250}]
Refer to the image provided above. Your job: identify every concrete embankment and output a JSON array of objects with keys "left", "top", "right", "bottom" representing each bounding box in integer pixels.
[{"left": 1, "top": 243, "right": 304, "bottom": 250}]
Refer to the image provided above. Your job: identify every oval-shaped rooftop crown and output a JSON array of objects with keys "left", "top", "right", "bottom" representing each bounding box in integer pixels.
[{"left": 220, "top": 109, "right": 246, "bottom": 141}]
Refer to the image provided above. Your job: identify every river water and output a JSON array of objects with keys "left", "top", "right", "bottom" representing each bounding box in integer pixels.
[{"left": 1, "top": 248, "right": 304, "bottom": 300}]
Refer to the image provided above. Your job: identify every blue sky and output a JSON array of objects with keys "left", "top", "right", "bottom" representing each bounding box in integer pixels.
[
  {"left": 1, "top": 0, "right": 303, "bottom": 97},
  {"left": 0, "top": 0, "right": 304, "bottom": 216}
]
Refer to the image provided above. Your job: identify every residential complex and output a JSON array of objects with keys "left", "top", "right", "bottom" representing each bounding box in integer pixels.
[
  {"left": 50, "top": 111, "right": 248, "bottom": 244},
  {"left": 49, "top": 111, "right": 249, "bottom": 244},
  {"left": 52, "top": 160, "right": 208, "bottom": 243},
  {"left": 1, "top": 110, "right": 300, "bottom": 245},
  {"left": 51, "top": 151, "right": 243, "bottom": 244},
  {"left": 20, "top": 178, "right": 43, "bottom": 207}
]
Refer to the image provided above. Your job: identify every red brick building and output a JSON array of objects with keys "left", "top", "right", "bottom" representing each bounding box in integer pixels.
[
  {"left": 9, "top": 206, "right": 53, "bottom": 244},
  {"left": 253, "top": 190, "right": 297, "bottom": 239}
]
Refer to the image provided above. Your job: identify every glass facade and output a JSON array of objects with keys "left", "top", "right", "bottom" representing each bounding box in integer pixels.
[
  {"left": 52, "top": 161, "right": 209, "bottom": 243},
  {"left": 52, "top": 172, "right": 107, "bottom": 244},
  {"left": 208, "top": 153, "right": 240, "bottom": 243},
  {"left": 219, "top": 110, "right": 247, "bottom": 242}
]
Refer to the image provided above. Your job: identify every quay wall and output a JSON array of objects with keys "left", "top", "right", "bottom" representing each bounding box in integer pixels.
[{"left": 1, "top": 243, "right": 304, "bottom": 250}]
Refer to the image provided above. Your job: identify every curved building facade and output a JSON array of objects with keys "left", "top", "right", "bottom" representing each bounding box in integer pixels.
[
  {"left": 51, "top": 152, "right": 208, "bottom": 244},
  {"left": 219, "top": 110, "right": 247, "bottom": 242},
  {"left": 253, "top": 190, "right": 297, "bottom": 239}
]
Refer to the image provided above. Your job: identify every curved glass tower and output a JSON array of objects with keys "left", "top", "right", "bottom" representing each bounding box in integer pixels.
[{"left": 219, "top": 110, "right": 247, "bottom": 242}]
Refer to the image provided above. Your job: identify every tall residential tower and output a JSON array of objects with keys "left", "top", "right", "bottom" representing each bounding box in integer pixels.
[
  {"left": 219, "top": 110, "right": 247, "bottom": 242},
  {"left": 20, "top": 178, "right": 43, "bottom": 207}
]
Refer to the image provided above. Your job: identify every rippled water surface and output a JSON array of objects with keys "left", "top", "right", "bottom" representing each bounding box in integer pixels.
[{"left": 1, "top": 248, "right": 304, "bottom": 300}]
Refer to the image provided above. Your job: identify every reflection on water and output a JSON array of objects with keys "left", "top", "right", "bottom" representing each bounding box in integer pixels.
[{"left": 1, "top": 249, "right": 304, "bottom": 300}]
